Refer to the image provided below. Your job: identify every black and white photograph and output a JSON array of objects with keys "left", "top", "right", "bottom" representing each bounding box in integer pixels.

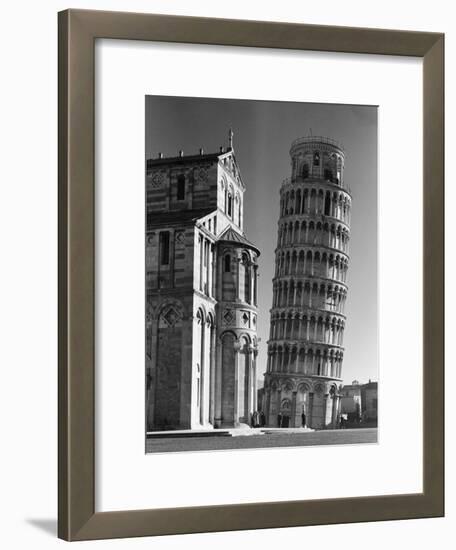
[
  {"left": 0, "top": 0, "right": 449, "bottom": 546},
  {"left": 145, "top": 96, "right": 378, "bottom": 453}
]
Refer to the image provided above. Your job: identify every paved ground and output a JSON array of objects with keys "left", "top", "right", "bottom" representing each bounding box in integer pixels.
[{"left": 146, "top": 428, "right": 377, "bottom": 453}]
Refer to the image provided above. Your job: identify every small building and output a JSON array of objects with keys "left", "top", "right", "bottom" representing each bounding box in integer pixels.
[
  {"left": 361, "top": 380, "right": 378, "bottom": 422},
  {"left": 340, "top": 379, "right": 378, "bottom": 425},
  {"left": 340, "top": 380, "right": 362, "bottom": 422}
]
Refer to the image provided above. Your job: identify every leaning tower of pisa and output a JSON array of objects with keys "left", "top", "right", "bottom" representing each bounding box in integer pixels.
[{"left": 263, "top": 136, "right": 351, "bottom": 429}]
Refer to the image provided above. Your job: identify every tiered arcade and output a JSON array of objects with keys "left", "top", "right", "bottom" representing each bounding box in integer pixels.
[{"left": 263, "top": 136, "right": 351, "bottom": 429}]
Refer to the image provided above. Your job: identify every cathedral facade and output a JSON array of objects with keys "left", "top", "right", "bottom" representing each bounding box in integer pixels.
[
  {"left": 145, "top": 135, "right": 260, "bottom": 431},
  {"left": 263, "top": 136, "right": 351, "bottom": 429}
]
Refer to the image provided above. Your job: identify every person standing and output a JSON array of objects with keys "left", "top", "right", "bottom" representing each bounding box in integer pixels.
[
  {"left": 260, "top": 410, "right": 265, "bottom": 427},
  {"left": 252, "top": 410, "right": 259, "bottom": 427}
]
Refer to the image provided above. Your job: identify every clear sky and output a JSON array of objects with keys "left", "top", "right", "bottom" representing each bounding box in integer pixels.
[{"left": 146, "top": 96, "right": 378, "bottom": 387}]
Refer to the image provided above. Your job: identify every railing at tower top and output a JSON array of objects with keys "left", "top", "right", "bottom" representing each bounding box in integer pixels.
[
  {"left": 281, "top": 176, "right": 351, "bottom": 194},
  {"left": 290, "top": 136, "right": 344, "bottom": 151}
]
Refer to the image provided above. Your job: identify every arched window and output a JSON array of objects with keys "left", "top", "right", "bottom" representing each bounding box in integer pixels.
[
  {"left": 324, "top": 191, "right": 331, "bottom": 216},
  {"left": 313, "top": 151, "right": 320, "bottom": 166},
  {"left": 302, "top": 163, "right": 309, "bottom": 179},
  {"left": 241, "top": 253, "right": 251, "bottom": 303},
  {"left": 177, "top": 175, "right": 185, "bottom": 200},
  {"left": 296, "top": 189, "right": 301, "bottom": 213},
  {"left": 159, "top": 231, "right": 170, "bottom": 265},
  {"left": 228, "top": 193, "right": 233, "bottom": 217},
  {"left": 224, "top": 254, "right": 231, "bottom": 272},
  {"left": 324, "top": 169, "right": 333, "bottom": 182}
]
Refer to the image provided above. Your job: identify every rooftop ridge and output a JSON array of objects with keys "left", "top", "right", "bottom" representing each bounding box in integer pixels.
[{"left": 218, "top": 225, "right": 261, "bottom": 256}]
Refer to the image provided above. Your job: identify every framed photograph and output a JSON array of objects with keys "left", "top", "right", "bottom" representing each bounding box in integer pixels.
[
  {"left": 58, "top": 9, "right": 444, "bottom": 541},
  {"left": 144, "top": 96, "right": 378, "bottom": 453}
]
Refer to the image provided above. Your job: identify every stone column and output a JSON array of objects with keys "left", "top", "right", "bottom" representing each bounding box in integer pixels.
[
  {"left": 250, "top": 264, "right": 254, "bottom": 305},
  {"left": 308, "top": 392, "right": 314, "bottom": 427},
  {"left": 252, "top": 350, "right": 258, "bottom": 411},
  {"left": 291, "top": 390, "right": 297, "bottom": 428},
  {"left": 331, "top": 394, "right": 338, "bottom": 427},
  {"left": 209, "top": 324, "right": 217, "bottom": 426},
  {"left": 246, "top": 349, "right": 253, "bottom": 423},
  {"left": 209, "top": 243, "right": 214, "bottom": 297},
  {"left": 199, "top": 235, "right": 203, "bottom": 291},
  {"left": 233, "top": 343, "right": 240, "bottom": 426},
  {"left": 214, "top": 335, "right": 223, "bottom": 428},
  {"left": 265, "top": 388, "right": 271, "bottom": 425},
  {"left": 236, "top": 255, "right": 241, "bottom": 300},
  {"left": 277, "top": 388, "right": 282, "bottom": 426},
  {"left": 200, "top": 320, "right": 206, "bottom": 425},
  {"left": 287, "top": 349, "right": 292, "bottom": 372},
  {"left": 323, "top": 393, "right": 329, "bottom": 427}
]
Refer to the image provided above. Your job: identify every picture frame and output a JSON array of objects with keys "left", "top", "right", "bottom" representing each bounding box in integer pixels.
[{"left": 58, "top": 8, "right": 444, "bottom": 541}]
